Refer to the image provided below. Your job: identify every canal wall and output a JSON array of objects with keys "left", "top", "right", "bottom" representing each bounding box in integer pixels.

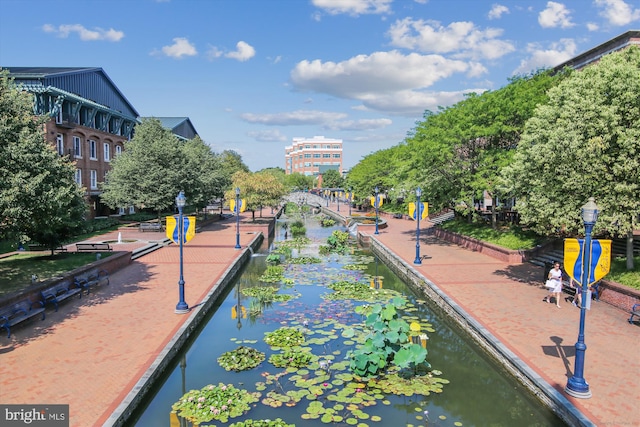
[
  {"left": 362, "top": 233, "right": 594, "bottom": 427},
  {"left": 105, "top": 232, "right": 264, "bottom": 427}
]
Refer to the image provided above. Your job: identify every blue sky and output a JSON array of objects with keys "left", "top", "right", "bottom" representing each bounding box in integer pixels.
[{"left": 1, "top": 0, "right": 639, "bottom": 172}]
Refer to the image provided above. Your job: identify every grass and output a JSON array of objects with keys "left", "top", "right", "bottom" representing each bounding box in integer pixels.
[
  {"left": 440, "top": 219, "right": 544, "bottom": 250},
  {"left": 608, "top": 256, "right": 640, "bottom": 290},
  {"left": 0, "top": 252, "right": 114, "bottom": 297}
]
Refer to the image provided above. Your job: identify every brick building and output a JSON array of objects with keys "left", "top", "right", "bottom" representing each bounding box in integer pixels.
[{"left": 285, "top": 136, "right": 343, "bottom": 176}]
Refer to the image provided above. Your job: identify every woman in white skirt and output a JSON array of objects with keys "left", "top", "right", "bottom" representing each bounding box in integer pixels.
[{"left": 543, "top": 262, "right": 563, "bottom": 308}]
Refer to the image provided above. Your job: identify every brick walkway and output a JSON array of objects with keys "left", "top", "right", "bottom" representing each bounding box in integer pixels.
[{"left": 1, "top": 207, "right": 638, "bottom": 427}]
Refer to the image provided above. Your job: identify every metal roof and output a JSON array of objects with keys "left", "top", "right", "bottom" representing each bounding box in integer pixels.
[
  {"left": 4, "top": 66, "right": 139, "bottom": 118},
  {"left": 146, "top": 117, "right": 199, "bottom": 140}
]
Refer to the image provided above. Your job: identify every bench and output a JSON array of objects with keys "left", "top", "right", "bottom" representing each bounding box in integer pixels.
[
  {"left": 139, "top": 222, "right": 164, "bottom": 232},
  {"left": 0, "top": 299, "right": 45, "bottom": 338},
  {"left": 40, "top": 280, "right": 83, "bottom": 312},
  {"left": 28, "top": 244, "right": 67, "bottom": 253},
  {"left": 74, "top": 269, "right": 109, "bottom": 294},
  {"left": 75, "top": 243, "right": 112, "bottom": 252},
  {"left": 629, "top": 304, "right": 640, "bottom": 324}
]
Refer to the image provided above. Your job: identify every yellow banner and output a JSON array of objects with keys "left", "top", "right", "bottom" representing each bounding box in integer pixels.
[
  {"left": 408, "top": 202, "right": 428, "bottom": 220},
  {"left": 564, "top": 238, "right": 611, "bottom": 285},
  {"left": 166, "top": 215, "right": 196, "bottom": 244},
  {"left": 230, "top": 198, "right": 246, "bottom": 213},
  {"left": 370, "top": 195, "right": 384, "bottom": 208}
]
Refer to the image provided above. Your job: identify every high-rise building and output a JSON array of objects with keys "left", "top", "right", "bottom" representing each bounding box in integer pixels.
[{"left": 285, "top": 136, "right": 343, "bottom": 176}]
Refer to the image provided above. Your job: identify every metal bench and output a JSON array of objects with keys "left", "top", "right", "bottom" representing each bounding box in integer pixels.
[
  {"left": 75, "top": 243, "right": 112, "bottom": 252},
  {"left": 0, "top": 299, "right": 45, "bottom": 338},
  {"left": 40, "top": 280, "right": 83, "bottom": 312},
  {"left": 629, "top": 304, "right": 640, "bottom": 324},
  {"left": 139, "top": 222, "right": 163, "bottom": 232},
  {"left": 74, "top": 269, "right": 109, "bottom": 294}
]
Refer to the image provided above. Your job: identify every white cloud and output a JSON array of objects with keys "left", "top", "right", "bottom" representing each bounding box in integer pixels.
[
  {"left": 312, "top": 0, "right": 392, "bottom": 16},
  {"left": 247, "top": 129, "right": 288, "bottom": 142},
  {"left": 594, "top": 0, "right": 640, "bottom": 26},
  {"left": 225, "top": 41, "right": 256, "bottom": 61},
  {"left": 586, "top": 22, "right": 600, "bottom": 31},
  {"left": 488, "top": 4, "right": 509, "bottom": 20},
  {"left": 386, "top": 19, "right": 515, "bottom": 60},
  {"left": 157, "top": 37, "right": 197, "bottom": 59},
  {"left": 240, "top": 110, "right": 347, "bottom": 125},
  {"left": 538, "top": 2, "right": 575, "bottom": 28},
  {"left": 513, "top": 38, "right": 577, "bottom": 75},
  {"left": 324, "top": 118, "right": 393, "bottom": 131},
  {"left": 42, "top": 24, "right": 124, "bottom": 41}
]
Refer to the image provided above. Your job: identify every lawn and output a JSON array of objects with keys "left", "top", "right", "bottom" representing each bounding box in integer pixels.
[{"left": 0, "top": 252, "right": 114, "bottom": 297}]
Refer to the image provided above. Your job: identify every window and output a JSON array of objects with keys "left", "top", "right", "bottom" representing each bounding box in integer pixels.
[
  {"left": 73, "top": 136, "right": 82, "bottom": 158},
  {"left": 304, "top": 154, "right": 311, "bottom": 158},
  {"left": 304, "top": 145, "right": 311, "bottom": 149},
  {"left": 333, "top": 145, "right": 340, "bottom": 149},
  {"left": 313, "top": 153, "right": 321, "bottom": 158},
  {"left": 323, "top": 153, "right": 331, "bottom": 158},
  {"left": 89, "top": 140, "right": 97, "bottom": 160},
  {"left": 56, "top": 134, "right": 64, "bottom": 155},
  {"left": 304, "top": 162, "right": 311, "bottom": 167},
  {"left": 129, "top": 206, "right": 135, "bottom": 214},
  {"left": 56, "top": 108, "right": 63, "bottom": 124},
  {"left": 104, "top": 143, "right": 110, "bottom": 161},
  {"left": 119, "top": 207, "right": 126, "bottom": 215},
  {"left": 115, "top": 145, "right": 122, "bottom": 156},
  {"left": 75, "top": 169, "right": 82, "bottom": 185},
  {"left": 333, "top": 153, "right": 341, "bottom": 158},
  {"left": 90, "top": 170, "right": 97, "bottom": 189}
]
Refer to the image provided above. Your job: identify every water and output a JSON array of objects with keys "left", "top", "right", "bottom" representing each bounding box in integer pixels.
[{"left": 131, "top": 216, "right": 564, "bottom": 427}]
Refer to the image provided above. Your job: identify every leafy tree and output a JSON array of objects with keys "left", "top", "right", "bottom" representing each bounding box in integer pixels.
[
  {"left": 101, "top": 118, "right": 188, "bottom": 216},
  {"left": 182, "top": 136, "right": 227, "bottom": 211},
  {"left": 225, "top": 171, "right": 286, "bottom": 220},
  {"left": 505, "top": 46, "right": 640, "bottom": 269},
  {"left": 284, "top": 172, "right": 315, "bottom": 192},
  {"left": 321, "top": 169, "right": 344, "bottom": 189},
  {"left": 346, "top": 147, "right": 399, "bottom": 207},
  {"left": 0, "top": 70, "right": 86, "bottom": 253}
]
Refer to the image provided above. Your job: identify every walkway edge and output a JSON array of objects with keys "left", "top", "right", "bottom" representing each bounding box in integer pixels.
[
  {"left": 368, "top": 236, "right": 595, "bottom": 427},
  {"left": 102, "top": 233, "right": 264, "bottom": 427}
]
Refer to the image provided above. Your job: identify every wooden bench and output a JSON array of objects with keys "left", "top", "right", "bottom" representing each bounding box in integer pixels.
[
  {"left": 40, "top": 279, "right": 83, "bottom": 312},
  {"left": 0, "top": 299, "right": 45, "bottom": 338},
  {"left": 28, "top": 244, "right": 67, "bottom": 253},
  {"left": 139, "top": 222, "right": 164, "bottom": 232},
  {"left": 75, "top": 243, "right": 112, "bottom": 252},
  {"left": 74, "top": 269, "right": 109, "bottom": 294},
  {"left": 629, "top": 304, "right": 640, "bottom": 324}
]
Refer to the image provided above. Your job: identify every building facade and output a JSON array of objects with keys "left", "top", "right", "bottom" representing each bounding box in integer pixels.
[
  {"left": 285, "top": 136, "right": 343, "bottom": 176},
  {"left": 5, "top": 67, "right": 139, "bottom": 218}
]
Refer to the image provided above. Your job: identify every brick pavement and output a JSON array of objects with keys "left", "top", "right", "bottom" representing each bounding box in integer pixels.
[{"left": 1, "top": 207, "right": 638, "bottom": 427}]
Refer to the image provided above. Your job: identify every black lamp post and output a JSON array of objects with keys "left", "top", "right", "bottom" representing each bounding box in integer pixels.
[
  {"left": 414, "top": 187, "right": 422, "bottom": 265},
  {"left": 234, "top": 187, "right": 241, "bottom": 249},
  {"left": 175, "top": 191, "right": 189, "bottom": 314},
  {"left": 565, "top": 197, "right": 599, "bottom": 399},
  {"left": 348, "top": 187, "right": 352, "bottom": 217},
  {"left": 374, "top": 186, "right": 380, "bottom": 235}
]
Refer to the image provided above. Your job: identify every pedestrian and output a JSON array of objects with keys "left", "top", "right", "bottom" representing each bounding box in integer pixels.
[
  {"left": 568, "top": 277, "right": 582, "bottom": 308},
  {"left": 543, "top": 262, "right": 563, "bottom": 308}
]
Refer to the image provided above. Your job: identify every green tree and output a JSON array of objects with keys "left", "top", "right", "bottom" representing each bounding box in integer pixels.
[
  {"left": 101, "top": 118, "right": 188, "bottom": 216},
  {"left": 321, "top": 169, "right": 344, "bottom": 189},
  {"left": 505, "top": 47, "right": 640, "bottom": 269},
  {"left": 284, "top": 172, "right": 315, "bottom": 192},
  {"left": 0, "top": 70, "right": 86, "bottom": 253},
  {"left": 183, "top": 136, "right": 227, "bottom": 212},
  {"left": 226, "top": 171, "right": 286, "bottom": 220}
]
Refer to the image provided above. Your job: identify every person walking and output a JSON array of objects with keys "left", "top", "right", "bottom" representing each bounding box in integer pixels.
[{"left": 543, "top": 262, "right": 563, "bottom": 308}]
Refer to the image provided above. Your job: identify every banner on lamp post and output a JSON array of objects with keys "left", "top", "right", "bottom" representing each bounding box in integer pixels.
[
  {"left": 564, "top": 238, "right": 611, "bottom": 286},
  {"left": 166, "top": 215, "right": 196, "bottom": 244},
  {"left": 408, "top": 202, "right": 428, "bottom": 220},
  {"left": 370, "top": 195, "right": 384, "bottom": 208},
  {"left": 229, "top": 198, "right": 246, "bottom": 214}
]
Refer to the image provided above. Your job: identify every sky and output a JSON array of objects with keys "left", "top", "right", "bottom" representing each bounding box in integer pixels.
[{"left": 1, "top": 0, "right": 639, "bottom": 172}]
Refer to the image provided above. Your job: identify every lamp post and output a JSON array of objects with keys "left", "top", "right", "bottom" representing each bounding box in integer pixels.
[
  {"left": 374, "top": 186, "right": 380, "bottom": 235},
  {"left": 337, "top": 190, "right": 340, "bottom": 212},
  {"left": 348, "top": 187, "right": 352, "bottom": 217},
  {"left": 175, "top": 191, "right": 189, "bottom": 314},
  {"left": 234, "top": 187, "right": 241, "bottom": 249},
  {"left": 414, "top": 187, "right": 422, "bottom": 265},
  {"left": 565, "top": 197, "right": 599, "bottom": 399},
  {"left": 326, "top": 190, "right": 329, "bottom": 207}
]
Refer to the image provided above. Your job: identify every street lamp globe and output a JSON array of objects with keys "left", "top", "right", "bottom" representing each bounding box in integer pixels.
[
  {"left": 581, "top": 197, "right": 599, "bottom": 224},
  {"left": 176, "top": 191, "right": 186, "bottom": 209}
]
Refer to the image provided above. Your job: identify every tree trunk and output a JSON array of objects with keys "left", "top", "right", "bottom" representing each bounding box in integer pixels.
[
  {"left": 626, "top": 230, "right": 635, "bottom": 270},
  {"left": 491, "top": 195, "right": 497, "bottom": 229}
]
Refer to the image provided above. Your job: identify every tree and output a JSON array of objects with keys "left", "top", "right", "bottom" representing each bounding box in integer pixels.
[
  {"left": 505, "top": 47, "right": 640, "bottom": 269},
  {"left": 0, "top": 69, "right": 86, "bottom": 253},
  {"left": 182, "top": 136, "right": 227, "bottom": 212},
  {"left": 101, "top": 118, "right": 189, "bottom": 216},
  {"left": 284, "top": 172, "right": 314, "bottom": 192},
  {"left": 320, "top": 169, "right": 344, "bottom": 189},
  {"left": 225, "top": 171, "right": 286, "bottom": 220}
]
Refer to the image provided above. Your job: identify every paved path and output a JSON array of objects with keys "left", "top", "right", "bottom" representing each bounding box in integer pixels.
[{"left": 1, "top": 206, "right": 638, "bottom": 427}]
